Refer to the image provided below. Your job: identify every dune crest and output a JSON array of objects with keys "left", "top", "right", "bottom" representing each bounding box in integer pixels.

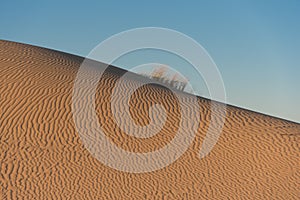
[{"left": 0, "top": 40, "right": 299, "bottom": 199}]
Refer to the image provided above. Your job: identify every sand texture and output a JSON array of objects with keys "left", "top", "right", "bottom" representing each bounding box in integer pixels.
[{"left": 0, "top": 40, "right": 299, "bottom": 199}]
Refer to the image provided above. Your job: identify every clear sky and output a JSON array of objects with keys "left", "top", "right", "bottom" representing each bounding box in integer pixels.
[{"left": 1, "top": 0, "right": 299, "bottom": 123}]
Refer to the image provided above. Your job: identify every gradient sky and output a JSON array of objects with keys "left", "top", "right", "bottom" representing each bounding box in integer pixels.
[{"left": 1, "top": 0, "right": 299, "bottom": 123}]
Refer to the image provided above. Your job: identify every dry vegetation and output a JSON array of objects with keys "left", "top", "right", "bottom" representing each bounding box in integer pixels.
[{"left": 139, "top": 66, "right": 189, "bottom": 91}]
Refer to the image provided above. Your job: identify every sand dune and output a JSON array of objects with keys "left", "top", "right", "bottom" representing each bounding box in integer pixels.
[{"left": 0, "top": 40, "right": 299, "bottom": 199}]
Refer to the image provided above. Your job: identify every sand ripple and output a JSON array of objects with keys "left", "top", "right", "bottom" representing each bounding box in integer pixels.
[{"left": 0, "top": 40, "right": 299, "bottom": 199}]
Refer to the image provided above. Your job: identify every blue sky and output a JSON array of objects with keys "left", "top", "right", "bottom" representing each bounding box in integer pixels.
[{"left": 1, "top": 0, "right": 299, "bottom": 123}]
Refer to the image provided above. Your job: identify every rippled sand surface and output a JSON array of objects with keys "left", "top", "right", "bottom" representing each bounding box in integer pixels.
[{"left": 0, "top": 40, "right": 299, "bottom": 199}]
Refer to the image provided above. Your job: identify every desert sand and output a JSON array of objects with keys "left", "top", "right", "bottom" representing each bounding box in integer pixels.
[{"left": 0, "top": 40, "right": 299, "bottom": 199}]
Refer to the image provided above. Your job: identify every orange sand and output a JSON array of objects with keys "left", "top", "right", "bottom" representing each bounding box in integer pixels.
[{"left": 0, "top": 40, "right": 299, "bottom": 199}]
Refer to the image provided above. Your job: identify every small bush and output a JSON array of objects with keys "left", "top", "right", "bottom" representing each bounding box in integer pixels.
[{"left": 138, "top": 66, "right": 189, "bottom": 91}]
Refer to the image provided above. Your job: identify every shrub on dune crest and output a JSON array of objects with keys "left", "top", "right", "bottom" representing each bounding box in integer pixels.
[{"left": 138, "top": 66, "right": 189, "bottom": 92}]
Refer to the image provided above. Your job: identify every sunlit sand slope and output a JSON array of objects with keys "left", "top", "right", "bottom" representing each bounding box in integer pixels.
[{"left": 0, "top": 40, "right": 299, "bottom": 199}]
